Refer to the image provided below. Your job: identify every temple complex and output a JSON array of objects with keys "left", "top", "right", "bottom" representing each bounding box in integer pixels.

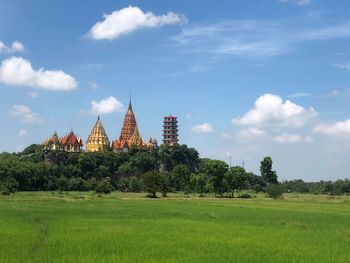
[
  {"left": 61, "top": 130, "right": 84, "bottom": 152},
  {"left": 43, "top": 99, "right": 161, "bottom": 153},
  {"left": 86, "top": 116, "right": 110, "bottom": 152},
  {"left": 112, "top": 99, "right": 156, "bottom": 152}
]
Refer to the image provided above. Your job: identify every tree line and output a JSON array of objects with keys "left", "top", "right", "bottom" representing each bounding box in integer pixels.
[{"left": 0, "top": 143, "right": 349, "bottom": 197}]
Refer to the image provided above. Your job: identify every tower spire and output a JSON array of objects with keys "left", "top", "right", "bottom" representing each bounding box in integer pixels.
[{"left": 128, "top": 94, "right": 132, "bottom": 110}]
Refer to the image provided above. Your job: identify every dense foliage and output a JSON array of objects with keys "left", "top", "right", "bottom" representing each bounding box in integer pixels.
[{"left": 0, "top": 143, "right": 349, "bottom": 197}]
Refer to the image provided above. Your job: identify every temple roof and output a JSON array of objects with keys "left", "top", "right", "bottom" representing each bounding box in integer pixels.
[
  {"left": 119, "top": 99, "right": 138, "bottom": 141},
  {"left": 86, "top": 116, "right": 110, "bottom": 145},
  {"left": 61, "top": 130, "right": 83, "bottom": 146}
]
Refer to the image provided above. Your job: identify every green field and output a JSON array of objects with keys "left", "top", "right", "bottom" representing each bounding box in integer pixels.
[{"left": 0, "top": 192, "right": 350, "bottom": 262}]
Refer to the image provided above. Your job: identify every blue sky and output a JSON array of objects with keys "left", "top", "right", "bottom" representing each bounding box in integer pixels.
[{"left": 1, "top": 0, "right": 350, "bottom": 181}]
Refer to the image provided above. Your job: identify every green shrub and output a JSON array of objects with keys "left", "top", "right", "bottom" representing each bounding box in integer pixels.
[
  {"left": 0, "top": 177, "right": 19, "bottom": 195},
  {"left": 95, "top": 177, "right": 113, "bottom": 194},
  {"left": 266, "top": 184, "right": 284, "bottom": 199},
  {"left": 239, "top": 193, "right": 252, "bottom": 199}
]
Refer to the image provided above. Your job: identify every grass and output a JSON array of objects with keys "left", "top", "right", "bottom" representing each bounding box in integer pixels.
[{"left": 0, "top": 192, "right": 350, "bottom": 262}]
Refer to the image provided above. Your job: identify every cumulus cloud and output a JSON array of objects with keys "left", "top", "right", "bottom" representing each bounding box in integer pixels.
[
  {"left": 0, "top": 40, "right": 25, "bottom": 53},
  {"left": 233, "top": 94, "right": 317, "bottom": 127},
  {"left": 0, "top": 57, "right": 77, "bottom": 91},
  {"left": 9, "top": 105, "right": 44, "bottom": 124},
  {"left": 88, "top": 6, "right": 186, "bottom": 40},
  {"left": 274, "top": 133, "right": 313, "bottom": 144},
  {"left": 90, "top": 96, "right": 125, "bottom": 115},
  {"left": 313, "top": 119, "right": 350, "bottom": 135},
  {"left": 191, "top": 123, "right": 214, "bottom": 133}
]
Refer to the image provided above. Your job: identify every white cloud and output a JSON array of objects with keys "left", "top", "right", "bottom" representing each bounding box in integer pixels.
[
  {"left": 333, "top": 62, "right": 350, "bottom": 72},
  {"left": 237, "top": 128, "right": 265, "bottom": 139},
  {"left": 191, "top": 123, "right": 214, "bottom": 133},
  {"left": 0, "top": 40, "right": 25, "bottom": 53},
  {"left": 233, "top": 94, "right": 317, "bottom": 127},
  {"left": 0, "top": 57, "right": 77, "bottom": 91},
  {"left": 90, "top": 96, "right": 125, "bottom": 115},
  {"left": 287, "top": 92, "right": 312, "bottom": 98},
  {"left": 173, "top": 18, "right": 350, "bottom": 58},
  {"left": 279, "top": 0, "right": 312, "bottom": 5},
  {"left": 28, "top": 91, "right": 39, "bottom": 98},
  {"left": 18, "top": 129, "right": 27, "bottom": 137},
  {"left": 88, "top": 6, "right": 186, "bottom": 40},
  {"left": 9, "top": 104, "right": 44, "bottom": 124},
  {"left": 274, "top": 133, "right": 313, "bottom": 144},
  {"left": 313, "top": 119, "right": 350, "bottom": 135}
]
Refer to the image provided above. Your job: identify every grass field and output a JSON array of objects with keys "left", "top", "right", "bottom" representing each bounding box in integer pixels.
[{"left": 0, "top": 192, "right": 350, "bottom": 262}]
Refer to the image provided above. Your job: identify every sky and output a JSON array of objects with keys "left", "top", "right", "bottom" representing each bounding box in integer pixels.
[{"left": 1, "top": 0, "right": 350, "bottom": 181}]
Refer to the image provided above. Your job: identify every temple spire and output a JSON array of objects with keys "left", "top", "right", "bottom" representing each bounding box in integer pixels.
[{"left": 128, "top": 96, "right": 132, "bottom": 111}]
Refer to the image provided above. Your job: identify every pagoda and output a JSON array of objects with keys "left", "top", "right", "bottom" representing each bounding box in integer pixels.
[
  {"left": 112, "top": 99, "right": 149, "bottom": 152},
  {"left": 61, "top": 129, "right": 83, "bottom": 152},
  {"left": 86, "top": 116, "right": 110, "bottom": 152}
]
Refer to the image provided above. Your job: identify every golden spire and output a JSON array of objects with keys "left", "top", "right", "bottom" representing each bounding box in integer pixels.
[{"left": 86, "top": 116, "right": 110, "bottom": 152}]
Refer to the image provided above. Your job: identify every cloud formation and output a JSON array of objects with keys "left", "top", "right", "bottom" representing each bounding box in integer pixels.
[
  {"left": 89, "top": 6, "right": 186, "bottom": 40},
  {"left": 18, "top": 129, "right": 27, "bottom": 137},
  {"left": 191, "top": 123, "right": 214, "bottom": 133},
  {"left": 233, "top": 94, "right": 317, "bottom": 127},
  {"left": 274, "top": 133, "right": 313, "bottom": 143},
  {"left": 313, "top": 119, "right": 350, "bottom": 135},
  {"left": 0, "top": 57, "right": 77, "bottom": 91},
  {"left": 173, "top": 18, "right": 350, "bottom": 58},
  {"left": 279, "top": 0, "right": 312, "bottom": 5},
  {"left": 90, "top": 96, "right": 125, "bottom": 115},
  {"left": 0, "top": 40, "right": 25, "bottom": 53},
  {"left": 9, "top": 105, "right": 44, "bottom": 124}
]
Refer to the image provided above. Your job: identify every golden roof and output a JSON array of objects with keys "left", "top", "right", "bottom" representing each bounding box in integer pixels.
[{"left": 86, "top": 116, "right": 110, "bottom": 147}]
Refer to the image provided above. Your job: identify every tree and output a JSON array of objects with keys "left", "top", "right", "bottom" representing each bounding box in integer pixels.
[
  {"left": 95, "top": 177, "right": 113, "bottom": 194},
  {"left": 173, "top": 164, "right": 190, "bottom": 195},
  {"left": 260, "top": 157, "right": 278, "bottom": 184},
  {"left": 142, "top": 171, "right": 162, "bottom": 198},
  {"left": 159, "top": 172, "right": 170, "bottom": 197},
  {"left": 202, "top": 159, "right": 229, "bottom": 197},
  {"left": 224, "top": 166, "right": 247, "bottom": 197}
]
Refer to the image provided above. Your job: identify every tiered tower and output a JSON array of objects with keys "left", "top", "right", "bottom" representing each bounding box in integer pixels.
[
  {"left": 86, "top": 116, "right": 110, "bottom": 152},
  {"left": 112, "top": 99, "right": 148, "bottom": 152},
  {"left": 120, "top": 100, "right": 137, "bottom": 141},
  {"left": 163, "top": 115, "right": 178, "bottom": 146}
]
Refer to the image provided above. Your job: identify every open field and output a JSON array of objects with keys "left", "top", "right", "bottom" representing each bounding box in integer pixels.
[{"left": 0, "top": 192, "right": 350, "bottom": 262}]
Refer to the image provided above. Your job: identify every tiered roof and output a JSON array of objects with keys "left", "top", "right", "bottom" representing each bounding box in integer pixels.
[
  {"left": 61, "top": 130, "right": 83, "bottom": 146},
  {"left": 86, "top": 116, "right": 110, "bottom": 152}
]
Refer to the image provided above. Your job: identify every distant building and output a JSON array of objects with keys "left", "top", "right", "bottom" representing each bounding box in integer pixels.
[
  {"left": 61, "top": 129, "right": 83, "bottom": 152},
  {"left": 163, "top": 115, "right": 178, "bottom": 146},
  {"left": 112, "top": 99, "right": 155, "bottom": 152},
  {"left": 44, "top": 131, "right": 63, "bottom": 151}
]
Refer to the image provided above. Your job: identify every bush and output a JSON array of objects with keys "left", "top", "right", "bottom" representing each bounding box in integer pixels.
[
  {"left": 0, "top": 177, "right": 19, "bottom": 195},
  {"left": 253, "top": 184, "right": 265, "bottom": 193},
  {"left": 95, "top": 177, "right": 113, "bottom": 194},
  {"left": 266, "top": 184, "right": 284, "bottom": 199},
  {"left": 239, "top": 193, "right": 252, "bottom": 199}
]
